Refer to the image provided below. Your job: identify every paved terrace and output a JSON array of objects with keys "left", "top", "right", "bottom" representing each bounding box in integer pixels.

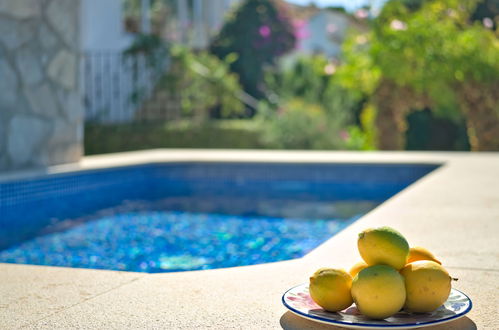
[{"left": 1, "top": 150, "right": 498, "bottom": 329}]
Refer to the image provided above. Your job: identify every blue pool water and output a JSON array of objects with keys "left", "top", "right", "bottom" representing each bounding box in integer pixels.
[
  {"left": 0, "top": 204, "right": 368, "bottom": 273},
  {"left": 0, "top": 162, "right": 438, "bottom": 272}
]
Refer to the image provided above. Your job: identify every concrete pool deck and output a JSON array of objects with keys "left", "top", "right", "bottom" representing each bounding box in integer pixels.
[{"left": 1, "top": 150, "right": 498, "bottom": 329}]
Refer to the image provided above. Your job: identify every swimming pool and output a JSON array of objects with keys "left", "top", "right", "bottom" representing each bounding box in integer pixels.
[{"left": 0, "top": 162, "right": 437, "bottom": 272}]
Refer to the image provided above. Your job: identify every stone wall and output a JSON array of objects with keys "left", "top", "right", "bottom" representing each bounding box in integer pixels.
[{"left": 0, "top": 0, "right": 82, "bottom": 172}]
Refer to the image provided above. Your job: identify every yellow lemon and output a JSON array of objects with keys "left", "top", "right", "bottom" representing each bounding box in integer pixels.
[
  {"left": 358, "top": 227, "right": 409, "bottom": 270},
  {"left": 351, "top": 265, "right": 406, "bottom": 319},
  {"left": 400, "top": 260, "right": 452, "bottom": 313},
  {"left": 407, "top": 246, "right": 441, "bottom": 265},
  {"left": 349, "top": 261, "right": 368, "bottom": 278},
  {"left": 309, "top": 268, "right": 353, "bottom": 312}
]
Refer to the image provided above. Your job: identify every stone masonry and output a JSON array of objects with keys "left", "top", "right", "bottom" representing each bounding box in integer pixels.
[{"left": 0, "top": 0, "right": 82, "bottom": 171}]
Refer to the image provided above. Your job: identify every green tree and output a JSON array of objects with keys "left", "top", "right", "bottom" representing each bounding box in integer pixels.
[
  {"left": 343, "top": 0, "right": 499, "bottom": 150},
  {"left": 210, "top": 0, "right": 296, "bottom": 102}
]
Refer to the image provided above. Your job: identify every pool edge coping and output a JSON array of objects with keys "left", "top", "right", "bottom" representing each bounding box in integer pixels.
[{"left": 1, "top": 150, "right": 498, "bottom": 329}]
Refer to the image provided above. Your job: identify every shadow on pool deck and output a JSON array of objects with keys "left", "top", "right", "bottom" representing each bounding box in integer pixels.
[{"left": 279, "top": 311, "right": 477, "bottom": 330}]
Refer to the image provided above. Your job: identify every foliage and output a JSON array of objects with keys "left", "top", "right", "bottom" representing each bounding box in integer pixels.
[
  {"left": 387, "top": 0, "right": 499, "bottom": 26},
  {"left": 123, "top": 0, "right": 175, "bottom": 17},
  {"left": 124, "top": 33, "right": 169, "bottom": 67},
  {"left": 259, "top": 53, "right": 378, "bottom": 150},
  {"left": 264, "top": 54, "right": 361, "bottom": 133},
  {"left": 373, "top": 0, "right": 498, "bottom": 113},
  {"left": 158, "top": 45, "right": 245, "bottom": 121},
  {"left": 341, "top": 0, "right": 499, "bottom": 150},
  {"left": 122, "top": 34, "right": 171, "bottom": 110},
  {"left": 124, "top": 33, "right": 166, "bottom": 56},
  {"left": 84, "top": 120, "right": 264, "bottom": 155},
  {"left": 344, "top": 104, "right": 378, "bottom": 150},
  {"left": 266, "top": 55, "right": 358, "bottom": 110},
  {"left": 335, "top": 32, "right": 380, "bottom": 97},
  {"left": 122, "top": 0, "right": 177, "bottom": 34},
  {"left": 210, "top": 0, "right": 296, "bottom": 100},
  {"left": 259, "top": 98, "right": 348, "bottom": 149}
]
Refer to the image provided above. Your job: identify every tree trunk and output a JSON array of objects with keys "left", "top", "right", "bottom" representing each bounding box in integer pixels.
[
  {"left": 373, "top": 80, "right": 414, "bottom": 150},
  {"left": 459, "top": 81, "right": 499, "bottom": 151}
]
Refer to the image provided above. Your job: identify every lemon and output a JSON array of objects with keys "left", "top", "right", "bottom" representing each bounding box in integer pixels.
[
  {"left": 407, "top": 246, "right": 441, "bottom": 265},
  {"left": 400, "top": 260, "right": 451, "bottom": 313},
  {"left": 349, "top": 261, "right": 368, "bottom": 278},
  {"left": 309, "top": 268, "right": 353, "bottom": 312},
  {"left": 358, "top": 227, "right": 409, "bottom": 270},
  {"left": 351, "top": 265, "right": 406, "bottom": 319}
]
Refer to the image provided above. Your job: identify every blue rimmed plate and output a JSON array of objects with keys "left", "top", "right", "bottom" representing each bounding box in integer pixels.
[{"left": 282, "top": 284, "right": 472, "bottom": 329}]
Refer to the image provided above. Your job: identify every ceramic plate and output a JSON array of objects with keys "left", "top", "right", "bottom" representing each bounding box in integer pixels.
[{"left": 282, "top": 284, "right": 472, "bottom": 329}]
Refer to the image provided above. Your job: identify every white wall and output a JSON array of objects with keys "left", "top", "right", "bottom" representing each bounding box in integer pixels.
[
  {"left": 80, "top": 0, "right": 141, "bottom": 123},
  {"left": 299, "top": 11, "right": 351, "bottom": 58},
  {"left": 80, "top": 0, "right": 132, "bottom": 52},
  {"left": 183, "top": 0, "right": 242, "bottom": 48}
]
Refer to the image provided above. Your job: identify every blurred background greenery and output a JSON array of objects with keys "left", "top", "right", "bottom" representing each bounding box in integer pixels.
[{"left": 86, "top": 0, "right": 498, "bottom": 154}]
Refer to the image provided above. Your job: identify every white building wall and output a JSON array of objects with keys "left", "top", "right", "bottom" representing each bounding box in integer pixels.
[
  {"left": 299, "top": 11, "right": 352, "bottom": 58},
  {"left": 182, "top": 0, "right": 242, "bottom": 48},
  {"left": 80, "top": 0, "right": 141, "bottom": 123},
  {"left": 192, "top": 0, "right": 206, "bottom": 48},
  {"left": 80, "top": 0, "right": 132, "bottom": 52}
]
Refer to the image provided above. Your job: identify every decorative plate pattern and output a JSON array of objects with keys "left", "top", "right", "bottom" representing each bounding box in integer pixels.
[{"left": 282, "top": 284, "right": 472, "bottom": 329}]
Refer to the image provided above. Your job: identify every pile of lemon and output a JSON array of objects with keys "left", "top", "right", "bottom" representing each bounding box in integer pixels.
[{"left": 309, "top": 226, "right": 453, "bottom": 319}]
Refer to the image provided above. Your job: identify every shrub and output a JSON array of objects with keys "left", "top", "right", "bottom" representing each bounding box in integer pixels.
[
  {"left": 344, "top": 104, "right": 377, "bottom": 151},
  {"left": 265, "top": 55, "right": 361, "bottom": 119},
  {"left": 84, "top": 120, "right": 264, "bottom": 155},
  {"left": 259, "top": 98, "right": 348, "bottom": 149},
  {"left": 260, "top": 55, "right": 366, "bottom": 149}
]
